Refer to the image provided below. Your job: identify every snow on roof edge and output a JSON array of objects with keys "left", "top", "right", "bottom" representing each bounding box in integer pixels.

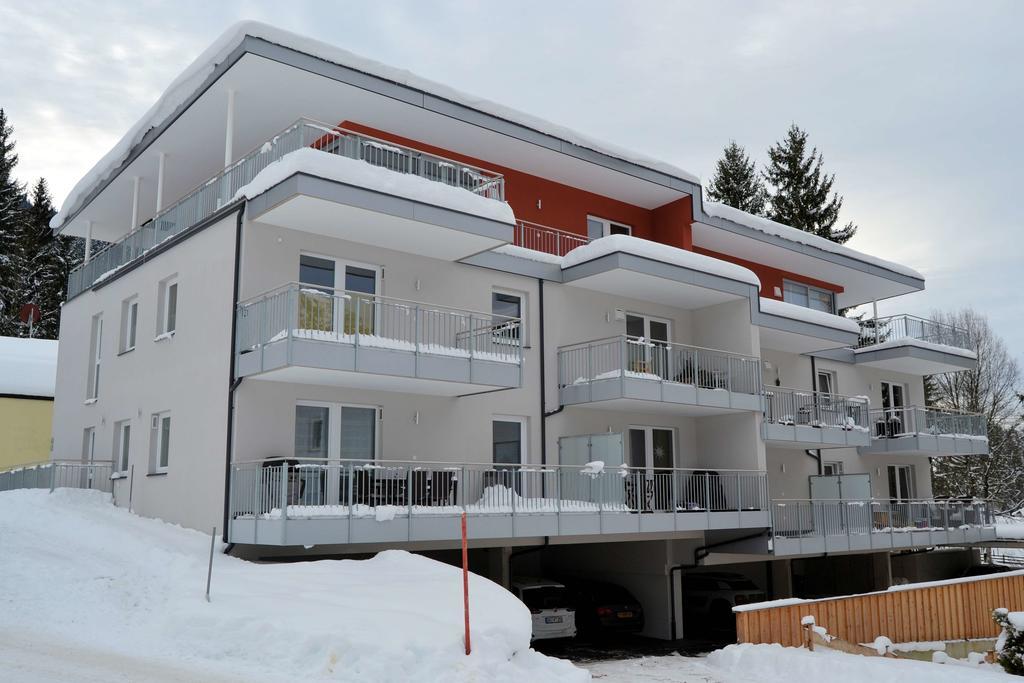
[
  {"left": 52, "top": 21, "right": 700, "bottom": 231},
  {"left": 700, "top": 198, "right": 925, "bottom": 283},
  {"left": 758, "top": 297, "right": 861, "bottom": 334}
]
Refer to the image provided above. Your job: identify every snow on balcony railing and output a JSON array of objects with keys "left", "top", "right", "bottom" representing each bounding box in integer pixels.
[
  {"left": 512, "top": 220, "right": 589, "bottom": 257},
  {"left": 228, "top": 458, "right": 769, "bottom": 522},
  {"left": 868, "top": 406, "right": 987, "bottom": 440},
  {"left": 0, "top": 460, "right": 114, "bottom": 493},
  {"left": 558, "top": 336, "right": 762, "bottom": 396},
  {"left": 771, "top": 498, "right": 994, "bottom": 541},
  {"left": 236, "top": 283, "right": 523, "bottom": 366},
  {"left": 66, "top": 119, "right": 506, "bottom": 300},
  {"left": 763, "top": 387, "right": 870, "bottom": 432},
  {"left": 857, "top": 314, "right": 972, "bottom": 352}
]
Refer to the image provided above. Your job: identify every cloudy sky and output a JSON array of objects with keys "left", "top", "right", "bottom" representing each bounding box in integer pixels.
[{"left": 3, "top": 0, "right": 1021, "bottom": 361}]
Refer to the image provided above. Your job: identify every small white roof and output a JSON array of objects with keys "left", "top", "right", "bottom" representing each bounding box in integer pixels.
[{"left": 0, "top": 336, "right": 58, "bottom": 398}]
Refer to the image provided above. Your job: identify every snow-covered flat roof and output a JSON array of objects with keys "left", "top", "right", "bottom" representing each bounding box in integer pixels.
[
  {"left": 702, "top": 200, "right": 924, "bottom": 281},
  {"left": 758, "top": 297, "right": 861, "bottom": 334},
  {"left": 234, "top": 148, "right": 516, "bottom": 224},
  {"left": 52, "top": 21, "right": 699, "bottom": 232},
  {"left": 0, "top": 336, "right": 58, "bottom": 398}
]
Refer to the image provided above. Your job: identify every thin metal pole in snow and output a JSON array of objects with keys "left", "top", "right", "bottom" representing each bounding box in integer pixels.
[
  {"left": 128, "top": 464, "right": 135, "bottom": 513},
  {"left": 461, "top": 512, "right": 471, "bottom": 656},
  {"left": 205, "top": 526, "right": 217, "bottom": 602}
]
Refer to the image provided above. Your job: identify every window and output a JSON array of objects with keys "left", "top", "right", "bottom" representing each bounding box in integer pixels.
[
  {"left": 114, "top": 420, "right": 131, "bottom": 473},
  {"left": 625, "top": 314, "right": 671, "bottom": 379},
  {"left": 87, "top": 314, "right": 103, "bottom": 400},
  {"left": 294, "top": 402, "right": 379, "bottom": 462},
  {"left": 822, "top": 461, "right": 844, "bottom": 476},
  {"left": 298, "top": 255, "right": 380, "bottom": 335},
  {"left": 493, "top": 417, "right": 526, "bottom": 466},
  {"left": 627, "top": 426, "right": 675, "bottom": 470},
  {"left": 492, "top": 291, "right": 523, "bottom": 342},
  {"left": 587, "top": 215, "right": 632, "bottom": 239},
  {"left": 157, "top": 277, "right": 178, "bottom": 337},
  {"left": 888, "top": 464, "right": 916, "bottom": 501},
  {"left": 151, "top": 412, "right": 171, "bottom": 473},
  {"left": 120, "top": 297, "right": 138, "bottom": 353},
  {"left": 816, "top": 370, "right": 836, "bottom": 395},
  {"left": 782, "top": 280, "right": 835, "bottom": 314},
  {"left": 82, "top": 427, "right": 96, "bottom": 463}
]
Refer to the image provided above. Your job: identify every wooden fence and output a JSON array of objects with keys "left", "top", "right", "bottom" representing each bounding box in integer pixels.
[{"left": 736, "top": 570, "right": 1024, "bottom": 647}]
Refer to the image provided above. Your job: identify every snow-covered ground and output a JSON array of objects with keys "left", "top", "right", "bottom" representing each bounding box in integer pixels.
[{"left": 0, "top": 489, "right": 584, "bottom": 682}]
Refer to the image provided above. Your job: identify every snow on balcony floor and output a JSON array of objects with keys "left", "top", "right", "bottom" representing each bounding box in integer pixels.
[{"left": 264, "top": 328, "right": 520, "bottom": 364}]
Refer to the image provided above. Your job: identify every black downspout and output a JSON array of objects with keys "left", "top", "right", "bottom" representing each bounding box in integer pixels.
[
  {"left": 807, "top": 356, "right": 822, "bottom": 476},
  {"left": 221, "top": 204, "right": 246, "bottom": 547},
  {"left": 668, "top": 530, "right": 768, "bottom": 641}
]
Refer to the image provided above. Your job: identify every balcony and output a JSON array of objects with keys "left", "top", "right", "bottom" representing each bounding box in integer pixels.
[
  {"left": 512, "top": 220, "right": 589, "bottom": 257},
  {"left": 558, "top": 336, "right": 762, "bottom": 414},
  {"left": 859, "top": 406, "right": 989, "bottom": 456},
  {"left": 770, "top": 498, "right": 996, "bottom": 556},
  {"left": 763, "top": 388, "right": 871, "bottom": 448},
  {"left": 67, "top": 119, "right": 508, "bottom": 299},
  {"left": 854, "top": 314, "right": 977, "bottom": 374},
  {"left": 227, "top": 458, "right": 769, "bottom": 546},
  {"left": 235, "top": 284, "right": 522, "bottom": 395}
]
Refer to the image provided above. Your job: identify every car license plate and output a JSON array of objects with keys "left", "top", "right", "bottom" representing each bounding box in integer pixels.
[
  {"left": 544, "top": 616, "right": 563, "bottom": 624},
  {"left": 618, "top": 611, "right": 634, "bottom": 619}
]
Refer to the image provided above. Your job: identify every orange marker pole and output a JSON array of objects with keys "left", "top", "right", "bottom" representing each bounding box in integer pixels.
[{"left": 462, "top": 511, "right": 471, "bottom": 655}]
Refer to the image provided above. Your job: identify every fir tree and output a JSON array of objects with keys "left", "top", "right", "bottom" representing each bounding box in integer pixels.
[
  {"left": 705, "top": 141, "right": 767, "bottom": 215},
  {"left": 763, "top": 124, "right": 857, "bottom": 243},
  {"left": 22, "top": 178, "right": 78, "bottom": 338},
  {"left": 0, "top": 108, "right": 27, "bottom": 336}
]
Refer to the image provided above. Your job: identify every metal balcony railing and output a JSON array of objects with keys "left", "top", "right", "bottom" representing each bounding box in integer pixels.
[
  {"left": 236, "top": 283, "right": 523, "bottom": 366},
  {"left": 228, "top": 458, "right": 769, "bottom": 521},
  {"left": 771, "top": 498, "right": 994, "bottom": 541},
  {"left": 67, "top": 118, "right": 506, "bottom": 299},
  {"left": 512, "top": 220, "right": 589, "bottom": 257},
  {"left": 857, "top": 314, "right": 972, "bottom": 352},
  {"left": 558, "top": 336, "right": 762, "bottom": 396},
  {"left": 0, "top": 460, "right": 114, "bottom": 493},
  {"left": 869, "top": 406, "right": 988, "bottom": 440},
  {"left": 763, "top": 387, "right": 870, "bottom": 431}
]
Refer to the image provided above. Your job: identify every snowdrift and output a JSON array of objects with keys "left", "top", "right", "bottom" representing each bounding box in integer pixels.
[{"left": 0, "top": 489, "right": 586, "bottom": 682}]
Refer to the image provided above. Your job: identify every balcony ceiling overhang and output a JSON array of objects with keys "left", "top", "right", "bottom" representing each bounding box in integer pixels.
[
  {"left": 854, "top": 344, "right": 978, "bottom": 375},
  {"left": 691, "top": 220, "right": 924, "bottom": 308},
  {"left": 61, "top": 48, "right": 690, "bottom": 242}
]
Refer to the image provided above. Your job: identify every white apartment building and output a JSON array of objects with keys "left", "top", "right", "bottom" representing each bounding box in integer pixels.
[{"left": 43, "top": 23, "right": 992, "bottom": 640}]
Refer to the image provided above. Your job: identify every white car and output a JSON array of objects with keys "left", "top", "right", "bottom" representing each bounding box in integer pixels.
[{"left": 512, "top": 579, "right": 577, "bottom": 641}]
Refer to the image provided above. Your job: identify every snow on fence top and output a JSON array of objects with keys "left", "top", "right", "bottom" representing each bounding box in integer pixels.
[
  {"left": 701, "top": 199, "right": 925, "bottom": 281},
  {"left": 0, "top": 336, "right": 58, "bottom": 398},
  {"left": 52, "top": 21, "right": 700, "bottom": 232}
]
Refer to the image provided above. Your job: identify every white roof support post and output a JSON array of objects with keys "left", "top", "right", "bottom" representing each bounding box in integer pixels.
[
  {"left": 156, "top": 152, "right": 166, "bottom": 212},
  {"left": 84, "top": 220, "right": 93, "bottom": 263},
  {"left": 224, "top": 88, "right": 236, "bottom": 167},
  {"left": 130, "top": 176, "right": 141, "bottom": 230}
]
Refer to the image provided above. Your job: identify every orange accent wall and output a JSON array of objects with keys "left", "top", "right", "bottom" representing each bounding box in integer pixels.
[{"left": 693, "top": 246, "right": 844, "bottom": 299}]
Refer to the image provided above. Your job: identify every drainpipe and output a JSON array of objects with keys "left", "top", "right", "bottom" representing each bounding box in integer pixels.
[
  {"left": 807, "top": 356, "right": 822, "bottom": 476},
  {"left": 668, "top": 530, "right": 768, "bottom": 641},
  {"left": 222, "top": 204, "right": 246, "bottom": 545}
]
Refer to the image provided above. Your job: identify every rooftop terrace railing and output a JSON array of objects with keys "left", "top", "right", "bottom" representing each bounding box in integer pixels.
[
  {"left": 67, "top": 119, "right": 506, "bottom": 299},
  {"left": 512, "top": 220, "right": 589, "bottom": 257},
  {"left": 857, "top": 314, "right": 972, "bottom": 352},
  {"left": 763, "top": 387, "right": 870, "bottom": 431}
]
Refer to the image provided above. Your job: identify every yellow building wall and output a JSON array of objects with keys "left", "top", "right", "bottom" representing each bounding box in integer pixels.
[{"left": 0, "top": 396, "right": 54, "bottom": 469}]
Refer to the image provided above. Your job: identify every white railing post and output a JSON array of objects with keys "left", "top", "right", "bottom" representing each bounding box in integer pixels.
[{"left": 279, "top": 464, "right": 289, "bottom": 522}]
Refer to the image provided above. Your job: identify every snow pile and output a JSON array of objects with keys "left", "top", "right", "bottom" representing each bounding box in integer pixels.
[
  {"left": 579, "top": 461, "right": 605, "bottom": 476},
  {"left": 53, "top": 20, "right": 698, "bottom": 231},
  {"left": 233, "top": 147, "right": 516, "bottom": 225},
  {"left": 701, "top": 200, "right": 924, "bottom": 281},
  {"left": 758, "top": 297, "right": 861, "bottom": 333},
  {"left": 562, "top": 234, "right": 761, "bottom": 286},
  {"left": 0, "top": 489, "right": 586, "bottom": 682},
  {"left": 706, "top": 643, "right": 1005, "bottom": 682},
  {"left": 0, "top": 335, "right": 58, "bottom": 397}
]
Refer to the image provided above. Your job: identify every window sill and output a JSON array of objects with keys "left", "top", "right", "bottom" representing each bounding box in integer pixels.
[
  {"left": 154, "top": 331, "right": 176, "bottom": 343},
  {"left": 84, "top": 398, "right": 98, "bottom": 405},
  {"left": 118, "top": 347, "right": 136, "bottom": 357},
  {"left": 146, "top": 471, "right": 168, "bottom": 477},
  {"left": 110, "top": 472, "right": 128, "bottom": 480}
]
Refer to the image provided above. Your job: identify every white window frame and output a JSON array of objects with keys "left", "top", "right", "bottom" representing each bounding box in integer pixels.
[
  {"left": 151, "top": 411, "right": 171, "bottom": 474},
  {"left": 626, "top": 425, "right": 677, "bottom": 472},
  {"left": 295, "top": 400, "right": 381, "bottom": 463},
  {"left": 888, "top": 464, "right": 916, "bottom": 501},
  {"left": 587, "top": 214, "right": 632, "bottom": 237},
  {"left": 120, "top": 297, "right": 138, "bottom": 353},
  {"left": 822, "top": 461, "right": 844, "bottom": 476},
  {"left": 157, "top": 276, "right": 178, "bottom": 338},
  {"left": 299, "top": 253, "right": 382, "bottom": 332},
  {"left": 492, "top": 415, "right": 528, "bottom": 466},
  {"left": 491, "top": 288, "right": 526, "bottom": 346},
  {"left": 782, "top": 279, "right": 835, "bottom": 314},
  {"left": 82, "top": 426, "right": 96, "bottom": 463},
  {"left": 87, "top": 314, "right": 103, "bottom": 400},
  {"left": 114, "top": 420, "right": 131, "bottom": 473}
]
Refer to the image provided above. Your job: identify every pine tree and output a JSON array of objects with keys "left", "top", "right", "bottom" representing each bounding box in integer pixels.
[
  {"left": 22, "top": 178, "right": 78, "bottom": 338},
  {"left": 762, "top": 124, "right": 857, "bottom": 243},
  {"left": 0, "top": 108, "right": 27, "bottom": 336},
  {"left": 705, "top": 141, "right": 767, "bottom": 215}
]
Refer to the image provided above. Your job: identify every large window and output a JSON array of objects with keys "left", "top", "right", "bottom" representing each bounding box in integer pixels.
[
  {"left": 492, "top": 291, "right": 522, "bottom": 341},
  {"left": 888, "top": 464, "right": 916, "bottom": 501},
  {"left": 151, "top": 412, "right": 171, "bottom": 473},
  {"left": 294, "top": 402, "right": 378, "bottom": 462},
  {"left": 492, "top": 417, "right": 526, "bottom": 466},
  {"left": 783, "top": 280, "right": 835, "bottom": 314},
  {"left": 298, "top": 255, "right": 380, "bottom": 335},
  {"left": 157, "top": 277, "right": 178, "bottom": 337},
  {"left": 114, "top": 420, "right": 131, "bottom": 473},
  {"left": 120, "top": 297, "right": 138, "bottom": 353},
  {"left": 587, "top": 215, "right": 632, "bottom": 239},
  {"left": 87, "top": 314, "right": 103, "bottom": 400}
]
